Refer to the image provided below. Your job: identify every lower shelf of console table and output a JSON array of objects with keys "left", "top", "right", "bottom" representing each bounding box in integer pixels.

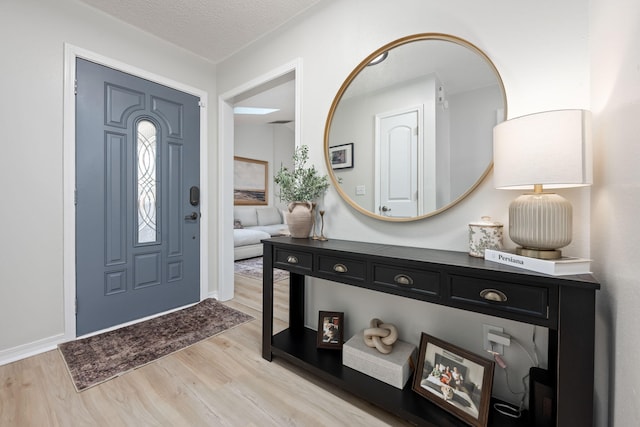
[{"left": 271, "top": 327, "right": 527, "bottom": 427}]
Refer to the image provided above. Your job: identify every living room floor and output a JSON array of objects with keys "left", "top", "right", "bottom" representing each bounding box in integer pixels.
[{"left": 0, "top": 269, "right": 410, "bottom": 426}]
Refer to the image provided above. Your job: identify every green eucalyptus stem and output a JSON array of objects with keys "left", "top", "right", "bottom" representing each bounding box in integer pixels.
[{"left": 274, "top": 145, "right": 329, "bottom": 203}]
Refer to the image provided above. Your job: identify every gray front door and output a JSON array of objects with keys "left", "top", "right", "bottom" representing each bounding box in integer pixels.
[{"left": 76, "top": 58, "right": 200, "bottom": 336}]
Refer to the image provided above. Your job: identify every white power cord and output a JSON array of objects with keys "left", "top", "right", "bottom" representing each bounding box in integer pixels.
[{"left": 491, "top": 326, "right": 540, "bottom": 419}]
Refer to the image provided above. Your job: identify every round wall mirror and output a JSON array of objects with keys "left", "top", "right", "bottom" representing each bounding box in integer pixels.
[{"left": 324, "top": 33, "right": 507, "bottom": 221}]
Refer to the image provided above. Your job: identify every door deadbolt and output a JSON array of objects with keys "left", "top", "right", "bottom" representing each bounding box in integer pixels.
[{"left": 189, "top": 186, "right": 200, "bottom": 206}]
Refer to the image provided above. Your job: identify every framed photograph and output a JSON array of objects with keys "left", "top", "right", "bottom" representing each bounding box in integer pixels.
[
  {"left": 234, "top": 156, "right": 268, "bottom": 205},
  {"left": 329, "top": 143, "right": 354, "bottom": 169},
  {"left": 317, "top": 311, "right": 344, "bottom": 349},
  {"left": 412, "top": 333, "right": 494, "bottom": 427}
]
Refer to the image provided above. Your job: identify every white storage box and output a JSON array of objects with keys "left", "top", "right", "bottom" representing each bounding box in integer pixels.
[{"left": 342, "top": 331, "right": 417, "bottom": 389}]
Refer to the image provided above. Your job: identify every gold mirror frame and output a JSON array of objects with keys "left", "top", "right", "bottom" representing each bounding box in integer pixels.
[{"left": 324, "top": 33, "right": 507, "bottom": 222}]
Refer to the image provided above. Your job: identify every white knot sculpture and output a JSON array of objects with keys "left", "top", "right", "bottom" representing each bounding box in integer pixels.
[{"left": 363, "top": 318, "right": 399, "bottom": 354}]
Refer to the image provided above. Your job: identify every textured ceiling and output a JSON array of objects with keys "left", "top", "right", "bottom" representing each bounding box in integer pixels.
[
  {"left": 79, "top": 0, "right": 322, "bottom": 64},
  {"left": 78, "top": 0, "right": 318, "bottom": 124}
]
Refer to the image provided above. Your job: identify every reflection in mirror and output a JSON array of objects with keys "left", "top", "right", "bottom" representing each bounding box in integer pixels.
[{"left": 325, "top": 34, "right": 506, "bottom": 221}]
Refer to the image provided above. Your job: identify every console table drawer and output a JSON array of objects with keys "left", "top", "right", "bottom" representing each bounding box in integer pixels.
[
  {"left": 373, "top": 264, "right": 441, "bottom": 297},
  {"left": 450, "top": 275, "right": 548, "bottom": 319},
  {"left": 317, "top": 255, "right": 366, "bottom": 283},
  {"left": 274, "top": 248, "right": 313, "bottom": 272}
]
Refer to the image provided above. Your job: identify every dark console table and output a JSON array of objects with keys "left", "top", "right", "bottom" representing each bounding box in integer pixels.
[{"left": 262, "top": 237, "right": 599, "bottom": 426}]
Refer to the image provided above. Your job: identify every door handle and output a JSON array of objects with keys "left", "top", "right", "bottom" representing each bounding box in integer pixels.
[
  {"left": 380, "top": 206, "right": 391, "bottom": 212},
  {"left": 184, "top": 212, "right": 199, "bottom": 221}
]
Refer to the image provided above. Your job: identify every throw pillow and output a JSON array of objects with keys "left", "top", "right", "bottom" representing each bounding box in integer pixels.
[
  {"left": 257, "top": 207, "right": 282, "bottom": 226},
  {"left": 233, "top": 220, "right": 243, "bottom": 229}
]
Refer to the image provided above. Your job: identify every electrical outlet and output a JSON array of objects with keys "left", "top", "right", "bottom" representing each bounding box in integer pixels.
[{"left": 482, "top": 324, "right": 504, "bottom": 355}]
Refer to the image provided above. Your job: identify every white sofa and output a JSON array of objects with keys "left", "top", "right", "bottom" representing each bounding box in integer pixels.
[{"left": 234, "top": 206, "right": 288, "bottom": 260}]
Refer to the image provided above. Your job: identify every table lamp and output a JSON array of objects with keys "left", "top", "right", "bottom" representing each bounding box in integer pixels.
[{"left": 493, "top": 109, "right": 592, "bottom": 259}]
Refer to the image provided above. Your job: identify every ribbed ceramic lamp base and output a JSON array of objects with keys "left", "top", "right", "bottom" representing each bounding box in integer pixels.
[{"left": 509, "top": 193, "right": 572, "bottom": 260}]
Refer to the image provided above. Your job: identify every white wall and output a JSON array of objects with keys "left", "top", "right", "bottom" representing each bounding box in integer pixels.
[
  {"left": 0, "top": 0, "right": 217, "bottom": 359},
  {"left": 235, "top": 124, "right": 277, "bottom": 206},
  {"left": 272, "top": 125, "right": 296, "bottom": 210},
  {"left": 234, "top": 123, "right": 295, "bottom": 208},
  {"left": 590, "top": 0, "right": 640, "bottom": 426},
  {"left": 217, "top": 0, "right": 591, "bottom": 410},
  {"left": 449, "top": 85, "right": 503, "bottom": 198}
]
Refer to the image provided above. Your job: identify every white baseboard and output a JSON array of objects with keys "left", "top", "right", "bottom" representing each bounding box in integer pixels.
[
  {"left": 0, "top": 333, "right": 66, "bottom": 367},
  {"left": 1, "top": 295, "right": 223, "bottom": 366}
]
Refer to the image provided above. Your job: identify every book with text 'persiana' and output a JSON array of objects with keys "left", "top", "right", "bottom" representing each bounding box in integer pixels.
[{"left": 484, "top": 249, "right": 592, "bottom": 276}]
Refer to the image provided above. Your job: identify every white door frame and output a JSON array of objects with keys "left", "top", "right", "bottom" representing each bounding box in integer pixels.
[
  {"left": 217, "top": 59, "right": 302, "bottom": 301},
  {"left": 62, "top": 44, "right": 209, "bottom": 340}
]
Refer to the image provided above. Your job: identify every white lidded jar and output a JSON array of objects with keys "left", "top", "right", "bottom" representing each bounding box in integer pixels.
[{"left": 468, "top": 216, "right": 503, "bottom": 258}]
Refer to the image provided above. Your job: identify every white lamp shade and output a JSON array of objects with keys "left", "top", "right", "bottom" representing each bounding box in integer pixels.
[{"left": 493, "top": 109, "right": 592, "bottom": 190}]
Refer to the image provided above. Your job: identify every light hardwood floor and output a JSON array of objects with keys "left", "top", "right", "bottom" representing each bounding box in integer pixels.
[{"left": 0, "top": 273, "right": 411, "bottom": 426}]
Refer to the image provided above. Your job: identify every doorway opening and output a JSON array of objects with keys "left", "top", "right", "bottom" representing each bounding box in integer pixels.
[{"left": 218, "top": 59, "right": 301, "bottom": 301}]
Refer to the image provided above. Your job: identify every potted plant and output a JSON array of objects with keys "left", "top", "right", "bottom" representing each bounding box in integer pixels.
[{"left": 274, "top": 145, "right": 329, "bottom": 238}]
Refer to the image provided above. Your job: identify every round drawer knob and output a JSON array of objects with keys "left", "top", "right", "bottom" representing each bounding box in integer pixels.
[{"left": 480, "top": 288, "right": 508, "bottom": 302}]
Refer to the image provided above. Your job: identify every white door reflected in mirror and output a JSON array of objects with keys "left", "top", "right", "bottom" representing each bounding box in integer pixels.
[{"left": 376, "top": 108, "right": 421, "bottom": 218}]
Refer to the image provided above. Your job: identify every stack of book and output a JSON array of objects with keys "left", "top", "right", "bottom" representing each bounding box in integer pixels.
[{"left": 484, "top": 249, "right": 591, "bottom": 276}]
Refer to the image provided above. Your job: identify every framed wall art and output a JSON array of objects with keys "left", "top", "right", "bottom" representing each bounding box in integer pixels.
[
  {"left": 412, "top": 333, "right": 495, "bottom": 427},
  {"left": 234, "top": 156, "right": 268, "bottom": 205},
  {"left": 329, "top": 143, "right": 354, "bottom": 169},
  {"left": 317, "top": 311, "right": 344, "bottom": 349}
]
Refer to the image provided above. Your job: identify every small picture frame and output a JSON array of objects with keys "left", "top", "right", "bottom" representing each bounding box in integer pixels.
[
  {"left": 329, "top": 143, "right": 354, "bottom": 169},
  {"left": 317, "top": 311, "right": 344, "bottom": 349},
  {"left": 412, "top": 333, "right": 494, "bottom": 427}
]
